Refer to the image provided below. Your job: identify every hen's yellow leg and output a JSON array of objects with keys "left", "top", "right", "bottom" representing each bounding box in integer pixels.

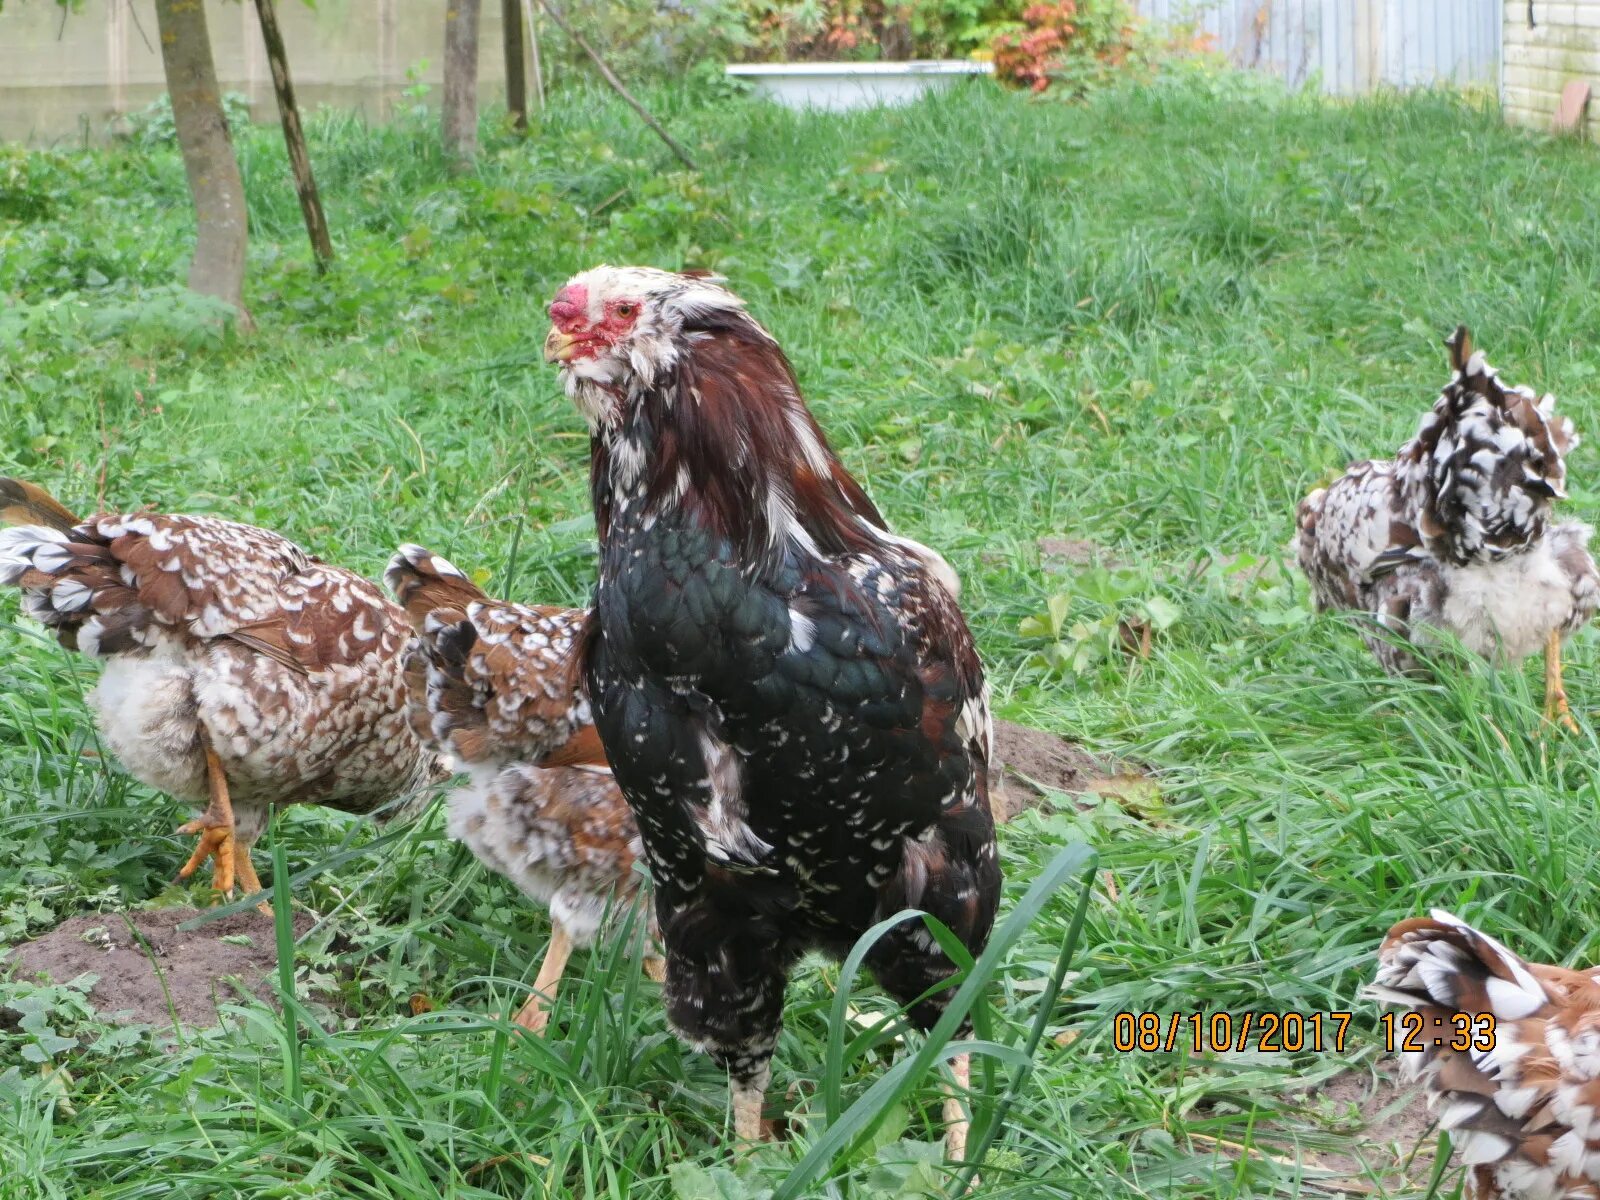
[
  {"left": 233, "top": 843, "right": 273, "bottom": 916},
  {"left": 512, "top": 923, "right": 574, "bottom": 1034},
  {"left": 1545, "top": 630, "right": 1580, "bottom": 734},
  {"left": 174, "top": 732, "right": 240, "bottom": 896}
]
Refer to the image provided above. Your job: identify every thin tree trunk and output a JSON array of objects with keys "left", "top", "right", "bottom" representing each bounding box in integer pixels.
[
  {"left": 442, "top": 0, "right": 482, "bottom": 169},
  {"left": 502, "top": 0, "right": 526, "bottom": 132},
  {"left": 153, "top": 0, "right": 252, "bottom": 329},
  {"left": 253, "top": 0, "right": 334, "bottom": 273}
]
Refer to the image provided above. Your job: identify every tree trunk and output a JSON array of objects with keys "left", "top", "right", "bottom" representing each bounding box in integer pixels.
[
  {"left": 502, "top": 0, "right": 526, "bottom": 132},
  {"left": 253, "top": 0, "right": 335, "bottom": 273},
  {"left": 153, "top": 0, "right": 252, "bottom": 329},
  {"left": 442, "top": 0, "right": 482, "bottom": 169}
]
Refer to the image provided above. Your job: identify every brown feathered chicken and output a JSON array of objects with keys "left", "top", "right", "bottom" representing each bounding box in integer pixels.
[
  {"left": 1296, "top": 328, "right": 1598, "bottom": 728},
  {"left": 384, "top": 544, "right": 661, "bottom": 1033},
  {"left": 545, "top": 266, "right": 1001, "bottom": 1158},
  {"left": 1370, "top": 911, "right": 1600, "bottom": 1199},
  {"left": 0, "top": 479, "right": 440, "bottom": 900}
]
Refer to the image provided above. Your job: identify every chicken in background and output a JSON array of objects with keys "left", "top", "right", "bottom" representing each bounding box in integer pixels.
[
  {"left": 1370, "top": 911, "right": 1600, "bottom": 1199},
  {"left": 1296, "top": 328, "right": 1597, "bottom": 729},
  {"left": 0, "top": 478, "right": 442, "bottom": 904},
  {"left": 546, "top": 266, "right": 1001, "bottom": 1158},
  {"left": 385, "top": 544, "right": 662, "bottom": 1034}
]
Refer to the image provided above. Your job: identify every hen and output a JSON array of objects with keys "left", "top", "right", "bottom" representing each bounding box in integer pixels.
[
  {"left": 1296, "top": 328, "right": 1597, "bottom": 728},
  {"left": 0, "top": 479, "right": 440, "bottom": 902},
  {"left": 1370, "top": 911, "right": 1600, "bottom": 1199},
  {"left": 385, "top": 544, "right": 661, "bottom": 1033},
  {"left": 545, "top": 266, "right": 1002, "bottom": 1158}
]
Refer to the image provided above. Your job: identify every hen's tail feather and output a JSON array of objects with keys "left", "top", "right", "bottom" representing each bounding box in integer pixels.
[
  {"left": 0, "top": 479, "right": 81, "bottom": 537},
  {"left": 385, "top": 549, "right": 596, "bottom": 770},
  {"left": 384, "top": 544, "right": 487, "bottom": 628},
  {"left": 1369, "top": 910, "right": 1549, "bottom": 1018},
  {"left": 1398, "top": 328, "right": 1580, "bottom": 567},
  {"left": 1366, "top": 911, "right": 1570, "bottom": 1173}
]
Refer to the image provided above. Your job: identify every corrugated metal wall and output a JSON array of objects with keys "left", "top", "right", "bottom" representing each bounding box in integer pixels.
[{"left": 1134, "top": 0, "right": 1501, "bottom": 94}]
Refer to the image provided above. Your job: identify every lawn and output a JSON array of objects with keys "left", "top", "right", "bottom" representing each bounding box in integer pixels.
[{"left": 5, "top": 70, "right": 1600, "bottom": 1199}]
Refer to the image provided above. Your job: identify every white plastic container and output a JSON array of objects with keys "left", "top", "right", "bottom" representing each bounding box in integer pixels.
[{"left": 724, "top": 61, "right": 994, "bottom": 112}]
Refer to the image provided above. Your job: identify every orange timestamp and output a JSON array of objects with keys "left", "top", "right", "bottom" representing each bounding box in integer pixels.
[
  {"left": 1378, "top": 1011, "right": 1496, "bottom": 1053},
  {"left": 1112, "top": 1011, "right": 1354, "bottom": 1054}
]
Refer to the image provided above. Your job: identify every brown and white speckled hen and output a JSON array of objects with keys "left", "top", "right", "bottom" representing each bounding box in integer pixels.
[
  {"left": 545, "top": 266, "right": 1001, "bottom": 1158},
  {"left": 385, "top": 544, "right": 661, "bottom": 1034},
  {"left": 1296, "top": 328, "right": 1598, "bottom": 728},
  {"left": 0, "top": 479, "right": 441, "bottom": 900},
  {"left": 1370, "top": 911, "right": 1600, "bottom": 1199}
]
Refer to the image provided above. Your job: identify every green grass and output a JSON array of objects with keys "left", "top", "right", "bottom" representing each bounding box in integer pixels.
[{"left": 5, "top": 70, "right": 1600, "bottom": 1197}]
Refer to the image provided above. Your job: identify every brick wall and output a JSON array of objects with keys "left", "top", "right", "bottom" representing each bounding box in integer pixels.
[{"left": 1503, "top": 2, "right": 1600, "bottom": 136}]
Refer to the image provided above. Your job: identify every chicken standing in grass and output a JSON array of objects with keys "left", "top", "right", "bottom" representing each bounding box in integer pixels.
[
  {"left": 0, "top": 479, "right": 441, "bottom": 902},
  {"left": 1296, "top": 328, "right": 1597, "bottom": 728},
  {"left": 1370, "top": 911, "right": 1600, "bottom": 1199},
  {"left": 385, "top": 544, "right": 662, "bottom": 1033},
  {"left": 545, "top": 266, "right": 1001, "bottom": 1157}
]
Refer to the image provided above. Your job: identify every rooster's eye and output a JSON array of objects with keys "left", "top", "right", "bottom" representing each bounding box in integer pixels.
[{"left": 615, "top": 303, "right": 637, "bottom": 318}]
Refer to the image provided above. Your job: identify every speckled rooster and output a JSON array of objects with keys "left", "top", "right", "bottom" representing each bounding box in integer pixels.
[
  {"left": 545, "top": 266, "right": 1002, "bottom": 1158},
  {"left": 0, "top": 480, "right": 441, "bottom": 901},
  {"left": 1296, "top": 328, "right": 1598, "bottom": 728},
  {"left": 385, "top": 544, "right": 661, "bottom": 1033},
  {"left": 1370, "top": 911, "right": 1600, "bottom": 1199}
]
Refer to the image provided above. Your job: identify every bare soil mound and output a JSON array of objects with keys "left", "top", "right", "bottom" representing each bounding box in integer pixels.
[
  {"left": 991, "top": 718, "right": 1144, "bottom": 821},
  {"left": 8, "top": 906, "right": 312, "bottom": 1031}
]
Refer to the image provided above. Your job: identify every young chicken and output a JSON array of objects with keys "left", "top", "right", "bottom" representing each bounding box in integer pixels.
[
  {"left": 0, "top": 479, "right": 440, "bottom": 902},
  {"left": 1370, "top": 911, "right": 1600, "bottom": 1199},
  {"left": 1297, "top": 328, "right": 1597, "bottom": 728},
  {"left": 545, "top": 266, "right": 1001, "bottom": 1158},
  {"left": 385, "top": 544, "right": 661, "bottom": 1033}
]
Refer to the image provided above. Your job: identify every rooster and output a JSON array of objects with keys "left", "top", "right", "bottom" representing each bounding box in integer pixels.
[
  {"left": 384, "top": 544, "right": 662, "bottom": 1033},
  {"left": 544, "top": 266, "right": 1002, "bottom": 1158},
  {"left": 1369, "top": 911, "right": 1600, "bottom": 1199},
  {"left": 0, "top": 479, "right": 440, "bottom": 902},
  {"left": 1296, "top": 328, "right": 1598, "bottom": 729}
]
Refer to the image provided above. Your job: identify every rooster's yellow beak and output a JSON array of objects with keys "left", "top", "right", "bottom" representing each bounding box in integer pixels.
[{"left": 544, "top": 328, "right": 578, "bottom": 364}]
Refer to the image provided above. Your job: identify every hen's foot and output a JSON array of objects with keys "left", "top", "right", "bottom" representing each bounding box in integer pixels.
[
  {"left": 174, "top": 735, "right": 238, "bottom": 894},
  {"left": 172, "top": 733, "right": 269, "bottom": 912}
]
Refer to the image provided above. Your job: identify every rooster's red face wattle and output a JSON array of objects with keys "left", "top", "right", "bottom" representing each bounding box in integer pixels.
[
  {"left": 543, "top": 282, "right": 643, "bottom": 365},
  {"left": 543, "top": 266, "right": 749, "bottom": 427}
]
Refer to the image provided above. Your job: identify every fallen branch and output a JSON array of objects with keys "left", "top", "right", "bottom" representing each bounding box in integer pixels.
[{"left": 535, "top": 0, "right": 695, "bottom": 171}]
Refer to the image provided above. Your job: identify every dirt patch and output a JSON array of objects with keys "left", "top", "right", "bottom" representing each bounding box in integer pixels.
[
  {"left": 1247, "top": 1065, "right": 1441, "bottom": 1194},
  {"left": 8, "top": 906, "right": 313, "bottom": 1031},
  {"left": 1036, "top": 536, "right": 1122, "bottom": 572},
  {"left": 991, "top": 718, "right": 1148, "bottom": 822}
]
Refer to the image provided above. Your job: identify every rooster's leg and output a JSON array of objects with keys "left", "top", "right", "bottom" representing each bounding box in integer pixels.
[
  {"left": 512, "top": 922, "right": 573, "bottom": 1034},
  {"left": 173, "top": 731, "right": 240, "bottom": 896},
  {"left": 731, "top": 1061, "right": 772, "bottom": 1144},
  {"left": 942, "top": 1052, "right": 971, "bottom": 1163}
]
